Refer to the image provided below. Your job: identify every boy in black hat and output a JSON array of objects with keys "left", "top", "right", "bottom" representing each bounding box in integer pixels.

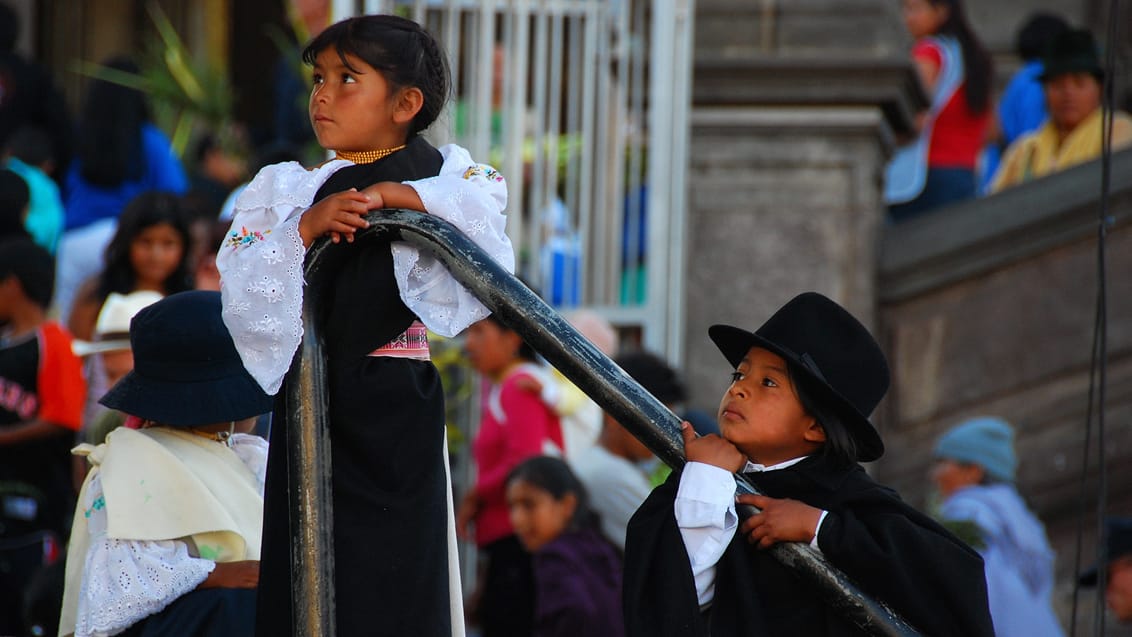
[
  {"left": 59, "top": 290, "right": 272, "bottom": 637},
  {"left": 990, "top": 28, "right": 1132, "bottom": 192},
  {"left": 1080, "top": 516, "right": 1132, "bottom": 623},
  {"left": 623, "top": 292, "right": 994, "bottom": 636}
]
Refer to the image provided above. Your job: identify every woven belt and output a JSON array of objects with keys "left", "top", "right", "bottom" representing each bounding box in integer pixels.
[{"left": 368, "top": 321, "right": 430, "bottom": 360}]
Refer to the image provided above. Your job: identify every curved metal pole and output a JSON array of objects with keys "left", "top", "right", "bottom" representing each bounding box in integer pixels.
[
  {"left": 285, "top": 265, "right": 338, "bottom": 637},
  {"left": 289, "top": 209, "right": 922, "bottom": 637}
]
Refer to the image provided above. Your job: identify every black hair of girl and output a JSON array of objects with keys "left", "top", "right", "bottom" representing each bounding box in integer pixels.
[
  {"left": 97, "top": 192, "right": 194, "bottom": 300},
  {"left": 77, "top": 56, "right": 151, "bottom": 187},
  {"left": 507, "top": 455, "right": 599, "bottom": 533},
  {"left": 484, "top": 314, "right": 539, "bottom": 363},
  {"left": 302, "top": 14, "right": 451, "bottom": 137},
  {"left": 928, "top": 0, "right": 993, "bottom": 114},
  {"left": 788, "top": 364, "right": 859, "bottom": 468}
]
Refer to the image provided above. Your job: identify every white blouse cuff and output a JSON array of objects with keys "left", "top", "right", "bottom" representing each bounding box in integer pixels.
[{"left": 74, "top": 537, "right": 214, "bottom": 637}]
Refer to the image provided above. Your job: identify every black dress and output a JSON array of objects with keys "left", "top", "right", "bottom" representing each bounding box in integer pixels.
[
  {"left": 622, "top": 454, "right": 996, "bottom": 637},
  {"left": 256, "top": 137, "right": 453, "bottom": 636}
]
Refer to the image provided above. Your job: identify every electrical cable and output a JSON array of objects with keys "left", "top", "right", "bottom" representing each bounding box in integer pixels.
[{"left": 1068, "top": 1, "right": 1120, "bottom": 633}]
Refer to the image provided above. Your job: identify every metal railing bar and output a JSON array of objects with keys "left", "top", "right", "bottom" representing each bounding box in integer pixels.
[{"left": 287, "top": 210, "right": 923, "bottom": 636}]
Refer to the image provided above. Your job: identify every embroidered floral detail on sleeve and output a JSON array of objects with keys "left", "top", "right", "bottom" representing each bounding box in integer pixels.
[
  {"left": 253, "top": 315, "right": 283, "bottom": 335},
  {"left": 466, "top": 218, "right": 488, "bottom": 236},
  {"left": 227, "top": 227, "right": 271, "bottom": 251},
  {"left": 462, "top": 165, "right": 504, "bottom": 182},
  {"left": 251, "top": 276, "right": 285, "bottom": 303}
]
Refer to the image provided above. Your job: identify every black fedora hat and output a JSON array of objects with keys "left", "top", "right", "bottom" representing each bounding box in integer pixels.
[
  {"left": 708, "top": 292, "right": 889, "bottom": 462},
  {"left": 1039, "top": 28, "right": 1104, "bottom": 82},
  {"left": 1079, "top": 517, "right": 1132, "bottom": 586},
  {"left": 100, "top": 290, "right": 273, "bottom": 426}
]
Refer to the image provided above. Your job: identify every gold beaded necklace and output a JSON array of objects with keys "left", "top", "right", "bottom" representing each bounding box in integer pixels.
[
  {"left": 187, "top": 423, "right": 236, "bottom": 447},
  {"left": 335, "top": 145, "right": 407, "bottom": 164}
]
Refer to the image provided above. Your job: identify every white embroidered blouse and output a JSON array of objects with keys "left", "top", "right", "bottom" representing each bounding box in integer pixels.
[
  {"left": 71, "top": 434, "right": 269, "bottom": 637},
  {"left": 216, "top": 144, "right": 514, "bottom": 395}
]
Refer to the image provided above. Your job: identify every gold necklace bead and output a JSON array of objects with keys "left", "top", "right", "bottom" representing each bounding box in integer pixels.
[{"left": 334, "top": 145, "right": 407, "bottom": 164}]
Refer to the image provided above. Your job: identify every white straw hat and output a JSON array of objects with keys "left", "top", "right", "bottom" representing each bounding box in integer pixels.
[{"left": 72, "top": 291, "right": 164, "bottom": 356}]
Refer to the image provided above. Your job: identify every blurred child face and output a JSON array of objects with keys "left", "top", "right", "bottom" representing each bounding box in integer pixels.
[
  {"left": 463, "top": 319, "right": 521, "bottom": 379},
  {"left": 101, "top": 349, "right": 135, "bottom": 387},
  {"left": 309, "top": 49, "right": 405, "bottom": 153},
  {"left": 929, "top": 458, "right": 984, "bottom": 498},
  {"left": 605, "top": 415, "right": 654, "bottom": 462},
  {"left": 507, "top": 478, "right": 576, "bottom": 552},
  {"left": 717, "top": 347, "right": 824, "bottom": 466},
  {"left": 1044, "top": 72, "right": 1102, "bottom": 133},
  {"left": 1108, "top": 556, "right": 1132, "bottom": 622},
  {"left": 902, "top": 0, "right": 948, "bottom": 39},
  {"left": 130, "top": 223, "right": 184, "bottom": 290}
]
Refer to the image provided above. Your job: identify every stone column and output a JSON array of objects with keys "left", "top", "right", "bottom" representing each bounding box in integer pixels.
[{"left": 682, "top": 0, "right": 926, "bottom": 411}]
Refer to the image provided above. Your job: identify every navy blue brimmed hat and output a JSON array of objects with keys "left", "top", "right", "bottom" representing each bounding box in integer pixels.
[
  {"left": 1080, "top": 517, "right": 1132, "bottom": 587},
  {"left": 100, "top": 290, "right": 272, "bottom": 426},
  {"left": 1039, "top": 28, "right": 1104, "bottom": 82},
  {"left": 708, "top": 292, "right": 889, "bottom": 462}
]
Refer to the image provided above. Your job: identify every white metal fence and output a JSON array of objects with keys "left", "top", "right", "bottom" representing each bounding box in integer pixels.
[{"left": 333, "top": 0, "right": 694, "bottom": 362}]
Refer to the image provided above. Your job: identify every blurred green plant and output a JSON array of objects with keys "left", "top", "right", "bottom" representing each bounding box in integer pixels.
[
  {"left": 429, "top": 332, "right": 476, "bottom": 455},
  {"left": 926, "top": 491, "right": 987, "bottom": 551},
  {"left": 73, "top": 2, "right": 238, "bottom": 159}
]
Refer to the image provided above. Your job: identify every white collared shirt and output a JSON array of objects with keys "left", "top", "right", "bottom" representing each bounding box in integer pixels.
[{"left": 674, "top": 459, "right": 828, "bottom": 607}]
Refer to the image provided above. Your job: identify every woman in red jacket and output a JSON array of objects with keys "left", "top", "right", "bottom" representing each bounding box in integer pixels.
[
  {"left": 457, "top": 315, "right": 563, "bottom": 637},
  {"left": 887, "top": 0, "right": 993, "bottom": 221}
]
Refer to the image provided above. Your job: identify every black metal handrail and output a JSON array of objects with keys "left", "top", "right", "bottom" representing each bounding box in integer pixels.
[{"left": 285, "top": 209, "right": 922, "bottom": 637}]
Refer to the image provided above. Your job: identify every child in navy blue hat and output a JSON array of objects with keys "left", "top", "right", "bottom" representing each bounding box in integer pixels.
[
  {"left": 932, "top": 417, "right": 1065, "bottom": 637},
  {"left": 623, "top": 292, "right": 994, "bottom": 636},
  {"left": 59, "top": 290, "right": 272, "bottom": 637}
]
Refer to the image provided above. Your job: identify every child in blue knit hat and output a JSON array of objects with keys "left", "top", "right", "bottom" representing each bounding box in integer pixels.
[{"left": 932, "top": 416, "right": 1065, "bottom": 637}]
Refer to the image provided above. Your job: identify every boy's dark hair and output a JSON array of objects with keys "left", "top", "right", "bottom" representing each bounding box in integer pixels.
[
  {"left": 0, "top": 170, "right": 31, "bottom": 237},
  {"left": 303, "top": 15, "right": 451, "bottom": 137},
  {"left": 6, "top": 126, "right": 55, "bottom": 168},
  {"left": 76, "top": 56, "right": 150, "bottom": 187},
  {"left": 507, "top": 455, "right": 598, "bottom": 532},
  {"left": 790, "top": 364, "right": 859, "bottom": 467},
  {"left": 0, "top": 237, "right": 55, "bottom": 309},
  {"left": 98, "top": 192, "right": 194, "bottom": 299},
  {"left": 192, "top": 133, "right": 218, "bottom": 165},
  {"left": 616, "top": 350, "right": 686, "bottom": 405},
  {"left": 1016, "top": 13, "right": 1069, "bottom": 61}
]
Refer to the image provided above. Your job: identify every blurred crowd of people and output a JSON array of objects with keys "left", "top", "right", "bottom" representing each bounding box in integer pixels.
[
  {"left": 886, "top": 0, "right": 1132, "bottom": 222},
  {"left": 2, "top": 2, "right": 1132, "bottom": 636}
]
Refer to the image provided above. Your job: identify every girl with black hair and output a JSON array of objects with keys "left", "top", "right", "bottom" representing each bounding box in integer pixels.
[
  {"left": 623, "top": 292, "right": 995, "bottom": 636},
  {"left": 215, "top": 14, "right": 514, "bottom": 637},
  {"left": 886, "top": 0, "right": 993, "bottom": 220},
  {"left": 67, "top": 192, "right": 192, "bottom": 342},
  {"left": 458, "top": 315, "right": 563, "bottom": 637},
  {"left": 505, "top": 456, "right": 624, "bottom": 637}
]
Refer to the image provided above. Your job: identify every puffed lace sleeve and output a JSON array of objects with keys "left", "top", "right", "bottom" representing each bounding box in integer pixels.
[
  {"left": 73, "top": 473, "right": 216, "bottom": 637},
  {"left": 217, "top": 160, "right": 351, "bottom": 395},
  {"left": 393, "top": 144, "right": 515, "bottom": 336}
]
